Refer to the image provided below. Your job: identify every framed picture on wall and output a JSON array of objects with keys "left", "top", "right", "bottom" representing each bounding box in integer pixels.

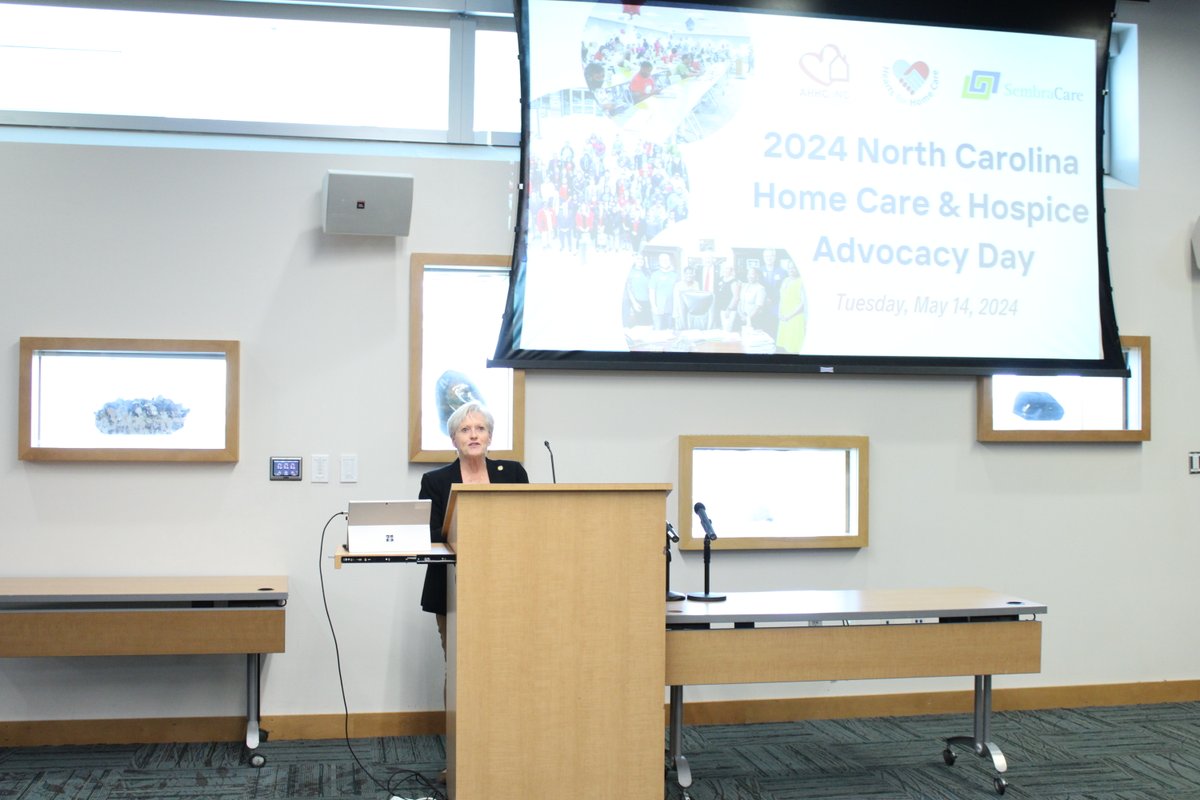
[
  {"left": 977, "top": 335, "right": 1150, "bottom": 442},
  {"left": 677, "top": 434, "right": 869, "bottom": 550},
  {"left": 409, "top": 253, "right": 525, "bottom": 463},
  {"left": 18, "top": 337, "right": 240, "bottom": 462}
]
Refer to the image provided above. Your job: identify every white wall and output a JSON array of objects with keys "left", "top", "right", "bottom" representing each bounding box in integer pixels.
[{"left": 1, "top": 0, "right": 1198, "bottom": 723}]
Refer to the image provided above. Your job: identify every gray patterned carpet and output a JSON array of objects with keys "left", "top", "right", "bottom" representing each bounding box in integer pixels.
[{"left": 4, "top": 703, "right": 1200, "bottom": 799}]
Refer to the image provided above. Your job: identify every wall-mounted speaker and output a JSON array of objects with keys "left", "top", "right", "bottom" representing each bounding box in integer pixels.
[{"left": 322, "top": 170, "right": 414, "bottom": 236}]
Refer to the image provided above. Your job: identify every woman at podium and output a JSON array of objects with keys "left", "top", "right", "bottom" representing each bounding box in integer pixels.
[{"left": 418, "top": 399, "right": 528, "bottom": 665}]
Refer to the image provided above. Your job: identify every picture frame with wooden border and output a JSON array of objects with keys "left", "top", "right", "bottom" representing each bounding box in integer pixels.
[
  {"left": 408, "top": 253, "right": 525, "bottom": 463},
  {"left": 678, "top": 434, "right": 868, "bottom": 550},
  {"left": 18, "top": 337, "right": 239, "bottom": 463},
  {"left": 977, "top": 335, "right": 1149, "bottom": 443}
]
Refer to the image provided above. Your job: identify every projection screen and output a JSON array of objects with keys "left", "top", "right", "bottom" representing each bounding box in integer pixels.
[{"left": 492, "top": 0, "right": 1125, "bottom": 376}]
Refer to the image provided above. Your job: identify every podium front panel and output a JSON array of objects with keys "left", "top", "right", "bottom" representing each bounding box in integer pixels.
[{"left": 446, "top": 483, "right": 668, "bottom": 800}]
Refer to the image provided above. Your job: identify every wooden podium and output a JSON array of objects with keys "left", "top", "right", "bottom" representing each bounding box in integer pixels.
[{"left": 443, "top": 483, "right": 670, "bottom": 800}]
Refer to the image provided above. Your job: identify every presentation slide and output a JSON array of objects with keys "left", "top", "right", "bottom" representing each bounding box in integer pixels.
[{"left": 499, "top": 0, "right": 1122, "bottom": 374}]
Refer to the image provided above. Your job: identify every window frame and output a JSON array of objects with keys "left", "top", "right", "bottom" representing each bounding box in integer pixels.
[{"left": 0, "top": 0, "right": 518, "bottom": 146}]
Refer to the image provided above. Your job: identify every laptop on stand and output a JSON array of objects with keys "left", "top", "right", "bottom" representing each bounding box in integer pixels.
[{"left": 345, "top": 499, "right": 434, "bottom": 554}]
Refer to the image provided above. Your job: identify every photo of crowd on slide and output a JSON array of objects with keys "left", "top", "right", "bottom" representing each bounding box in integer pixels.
[
  {"left": 525, "top": 6, "right": 748, "bottom": 263},
  {"left": 526, "top": 134, "right": 691, "bottom": 259},
  {"left": 522, "top": 4, "right": 810, "bottom": 355},
  {"left": 622, "top": 246, "right": 809, "bottom": 355},
  {"left": 579, "top": 10, "right": 750, "bottom": 124}
]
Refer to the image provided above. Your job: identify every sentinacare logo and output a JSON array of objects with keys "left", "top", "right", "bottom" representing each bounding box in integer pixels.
[
  {"left": 1004, "top": 83, "right": 1088, "bottom": 102},
  {"left": 963, "top": 70, "right": 1087, "bottom": 103},
  {"left": 963, "top": 70, "right": 1001, "bottom": 100}
]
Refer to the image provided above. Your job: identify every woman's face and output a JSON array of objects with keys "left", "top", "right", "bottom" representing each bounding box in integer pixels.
[{"left": 451, "top": 411, "right": 491, "bottom": 459}]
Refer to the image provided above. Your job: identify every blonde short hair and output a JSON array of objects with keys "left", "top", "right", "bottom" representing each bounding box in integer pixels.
[{"left": 446, "top": 401, "right": 494, "bottom": 438}]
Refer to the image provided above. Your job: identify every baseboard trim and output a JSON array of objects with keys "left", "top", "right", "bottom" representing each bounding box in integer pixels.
[{"left": 3, "top": 682, "right": 1199, "bottom": 747}]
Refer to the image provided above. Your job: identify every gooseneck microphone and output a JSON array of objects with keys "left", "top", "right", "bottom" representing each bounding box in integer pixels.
[
  {"left": 693, "top": 502, "right": 717, "bottom": 541},
  {"left": 544, "top": 440, "right": 557, "bottom": 484}
]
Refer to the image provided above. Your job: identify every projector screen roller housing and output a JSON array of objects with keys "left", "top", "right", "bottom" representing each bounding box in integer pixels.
[{"left": 493, "top": 0, "right": 1124, "bottom": 376}]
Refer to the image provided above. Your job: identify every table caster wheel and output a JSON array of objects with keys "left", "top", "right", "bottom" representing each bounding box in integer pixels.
[
  {"left": 248, "top": 751, "right": 266, "bottom": 768},
  {"left": 942, "top": 747, "right": 956, "bottom": 766},
  {"left": 993, "top": 775, "right": 1007, "bottom": 794}
]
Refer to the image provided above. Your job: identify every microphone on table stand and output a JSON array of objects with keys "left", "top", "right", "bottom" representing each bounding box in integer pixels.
[
  {"left": 687, "top": 502, "right": 726, "bottom": 602},
  {"left": 665, "top": 522, "right": 685, "bottom": 602},
  {"left": 544, "top": 440, "right": 557, "bottom": 484}
]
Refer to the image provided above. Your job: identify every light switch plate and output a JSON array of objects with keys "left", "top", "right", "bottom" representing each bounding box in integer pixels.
[
  {"left": 340, "top": 453, "right": 358, "bottom": 483},
  {"left": 312, "top": 454, "right": 329, "bottom": 483}
]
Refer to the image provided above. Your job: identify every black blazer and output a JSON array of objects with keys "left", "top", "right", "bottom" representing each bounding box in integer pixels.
[{"left": 418, "top": 457, "right": 529, "bottom": 615}]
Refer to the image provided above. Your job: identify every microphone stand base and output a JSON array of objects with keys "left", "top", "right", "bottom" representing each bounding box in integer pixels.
[
  {"left": 686, "top": 591, "right": 727, "bottom": 602},
  {"left": 667, "top": 590, "right": 686, "bottom": 602}
]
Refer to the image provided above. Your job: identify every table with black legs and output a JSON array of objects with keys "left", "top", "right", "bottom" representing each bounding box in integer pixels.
[
  {"left": 665, "top": 587, "right": 1046, "bottom": 797},
  {"left": 0, "top": 575, "right": 287, "bottom": 767}
]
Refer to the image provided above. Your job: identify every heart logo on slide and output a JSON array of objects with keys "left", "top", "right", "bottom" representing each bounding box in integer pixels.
[
  {"left": 892, "top": 60, "right": 931, "bottom": 94},
  {"left": 799, "top": 44, "right": 849, "bottom": 86}
]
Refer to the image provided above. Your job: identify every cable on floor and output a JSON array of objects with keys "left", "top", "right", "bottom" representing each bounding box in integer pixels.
[{"left": 318, "top": 510, "right": 447, "bottom": 800}]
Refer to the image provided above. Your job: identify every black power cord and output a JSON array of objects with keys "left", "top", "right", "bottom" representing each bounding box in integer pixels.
[{"left": 318, "top": 510, "right": 446, "bottom": 800}]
